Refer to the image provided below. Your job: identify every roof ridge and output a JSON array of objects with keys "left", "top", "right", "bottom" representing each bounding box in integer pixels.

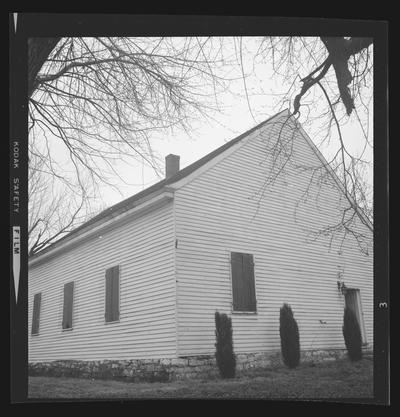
[{"left": 29, "top": 109, "right": 289, "bottom": 259}]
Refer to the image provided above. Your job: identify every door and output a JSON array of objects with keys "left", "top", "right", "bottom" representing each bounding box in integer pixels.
[{"left": 345, "top": 288, "right": 367, "bottom": 344}]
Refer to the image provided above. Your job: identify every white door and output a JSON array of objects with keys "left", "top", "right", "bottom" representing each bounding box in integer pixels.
[{"left": 345, "top": 288, "right": 367, "bottom": 344}]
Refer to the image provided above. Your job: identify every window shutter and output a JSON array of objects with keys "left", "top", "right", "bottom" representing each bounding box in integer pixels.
[
  {"left": 105, "top": 267, "right": 113, "bottom": 322},
  {"left": 62, "top": 282, "right": 74, "bottom": 329},
  {"left": 105, "top": 266, "right": 119, "bottom": 322},
  {"left": 31, "top": 293, "right": 41, "bottom": 335},
  {"left": 243, "top": 254, "right": 256, "bottom": 311},
  {"left": 112, "top": 266, "right": 120, "bottom": 321},
  {"left": 231, "top": 252, "right": 257, "bottom": 312},
  {"left": 231, "top": 252, "right": 244, "bottom": 311}
]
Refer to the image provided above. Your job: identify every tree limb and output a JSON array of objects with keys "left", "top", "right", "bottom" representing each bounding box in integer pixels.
[
  {"left": 321, "top": 37, "right": 373, "bottom": 115},
  {"left": 28, "top": 38, "right": 61, "bottom": 97}
]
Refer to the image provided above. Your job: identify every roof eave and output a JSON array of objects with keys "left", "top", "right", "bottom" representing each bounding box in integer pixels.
[
  {"left": 29, "top": 188, "right": 174, "bottom": 267},
  {"left": 29, "top": 109, "right": 290, "bottom": 264}
]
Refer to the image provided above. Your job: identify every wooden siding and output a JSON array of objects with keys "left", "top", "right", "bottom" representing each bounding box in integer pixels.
[
  {"left": 28, "top": 202, "right": 176, "bottom": 361},
  {"left": 174, "top": 115, "right": 373, "bottom": 357}
]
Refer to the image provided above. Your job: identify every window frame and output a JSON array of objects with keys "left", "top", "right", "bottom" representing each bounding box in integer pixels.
[
  {"left": 229, "top": 251, "right": 258, "bottom": 314},
  {"left": 345, "top": 287, "right": 368, "bottom": 345}
]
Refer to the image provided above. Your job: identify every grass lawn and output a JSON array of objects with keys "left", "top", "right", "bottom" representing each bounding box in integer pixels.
[{"left": 28, "top": 356, "right": 373, "bottom": 400}]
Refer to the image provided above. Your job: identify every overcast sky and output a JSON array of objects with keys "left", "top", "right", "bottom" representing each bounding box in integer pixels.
[
  {"left": 94, "top": 38, "right": 373, "bottom": 208},
  {"left": 34, "top": 37, "right": 373, "bottom": 211}
]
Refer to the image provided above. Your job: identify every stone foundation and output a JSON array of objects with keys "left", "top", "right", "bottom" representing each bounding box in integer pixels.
[{"left": 29, "top": 347, "right": 371, "bottom": 382}]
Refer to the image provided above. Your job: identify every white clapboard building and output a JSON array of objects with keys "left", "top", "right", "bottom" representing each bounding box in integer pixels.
[{"left": 28, "top": 110, "right": 373, "bottom": 379}]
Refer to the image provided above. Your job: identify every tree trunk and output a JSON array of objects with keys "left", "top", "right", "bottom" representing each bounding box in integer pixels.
[
  {"left": 28, "top": 37, "right": 61, "bottom": 98},
  {"left": 321, "top": 37, "right": 373, "bottom": 115}
]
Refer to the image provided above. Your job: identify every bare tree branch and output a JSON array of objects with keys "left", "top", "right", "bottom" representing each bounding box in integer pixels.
[
  {"left": 28, "top": 36, "right": 373, "bottom": 255},
  {"left": 28, "top": 38, "right": 61, "bottom": 97},
  {"left": 321, "top": 37, "right": 373, "bottom": 115}
]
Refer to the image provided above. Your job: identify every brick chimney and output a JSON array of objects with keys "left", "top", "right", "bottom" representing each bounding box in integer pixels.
[{"left": 165, "top": 154, "right": 180, "bottom": 179}]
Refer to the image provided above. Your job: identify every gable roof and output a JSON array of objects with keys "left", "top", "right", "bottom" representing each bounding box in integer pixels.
[
  {"left": 29, "top": 109, "right": 289, "bottom": 261},
  {"left": 29, "top": 108, "right": 373, "bottom": 263}
]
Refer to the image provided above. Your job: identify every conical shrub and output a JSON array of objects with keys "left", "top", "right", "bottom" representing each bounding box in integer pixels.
[
  {"left": 214, "top": 311, "right": 236, "bottom": 378},
  {"left": 279, "top": 303, "right": 300, "bottom": 368},
  {"left": 342, "top": 307, "right": 362, "bottom": 361}
]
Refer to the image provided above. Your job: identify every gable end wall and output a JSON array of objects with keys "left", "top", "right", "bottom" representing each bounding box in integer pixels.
[{"left": 174, "top": 116, "right": 373, "bottom": 357}]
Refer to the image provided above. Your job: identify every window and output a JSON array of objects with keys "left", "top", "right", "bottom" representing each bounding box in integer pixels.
[
  {"left": 105, "top": 266, "right": 120, "bottom": 322},
  {"left": 230, "top": 252, "right": 257, "bottom": 312},
  {"left": 62, "top": 282, "right": 74, "bottom": 330},
  {"left": 345, "top": 288, "right": 367, "bottom": 344},
  {"left": 31, "top": 292, "right": 41, "bottom": 335}
]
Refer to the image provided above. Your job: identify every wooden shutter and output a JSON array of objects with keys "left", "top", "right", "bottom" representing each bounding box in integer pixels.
[
  {"left": 105, "top": 267, "right": 113, "bottom": 322},
  {"left": 112, "top": 266, "right": 120, "bottom": 321},
  {"left": 31, "top": 293, "right": 41, "bottom": 335},
  {"left": 62, "top": 282, "right": 74, "bottom": 329},
  {"left": 231, "top": 252, "right": 256, "bottom": 312},
  {"left": 231, "top": 252, "right": 243, "bottom": 311},
  {"left": 243, "top": 254, "right": 256, "bottom": 311},
  {"left": 105, "top": 266, "right": 119, "bottom": 322}
]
